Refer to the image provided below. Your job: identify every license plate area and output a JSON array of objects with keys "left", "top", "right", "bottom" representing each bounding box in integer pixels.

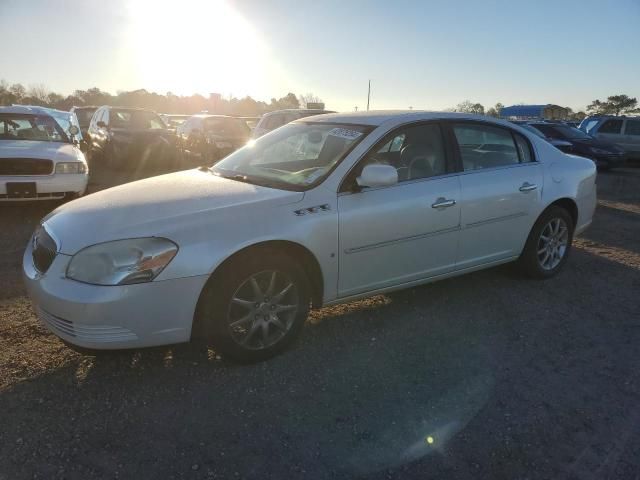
[{"left": 6, "top": 182, "right": 37, "bottom": 198}]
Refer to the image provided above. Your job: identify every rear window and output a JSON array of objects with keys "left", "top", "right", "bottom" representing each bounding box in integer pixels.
[{"left": 598, "top": 119, "right": 623, "bottom": 134}]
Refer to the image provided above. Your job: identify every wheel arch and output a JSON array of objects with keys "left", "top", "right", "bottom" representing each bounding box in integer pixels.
[
  {"left": 193, "top": 239, "right": 324, "bottom": 331},
  {"left": 545, "top": 197, "right": 578, "bottom": 228}
]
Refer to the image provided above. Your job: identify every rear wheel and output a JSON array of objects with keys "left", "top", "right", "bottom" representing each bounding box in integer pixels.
[
  {"left": 519, "top": 206, "right": 574, "bottom": 279},
  {"left": 194, "top": 250, "right": 310, "bottom": 362}
]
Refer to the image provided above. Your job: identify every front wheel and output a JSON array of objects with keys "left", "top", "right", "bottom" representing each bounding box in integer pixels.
[
  {"left": 519, "top": 206, "right": 574, "bottom": 279},
  {"left": 194, "top": 250, "right": 310, "bottom": 362}
]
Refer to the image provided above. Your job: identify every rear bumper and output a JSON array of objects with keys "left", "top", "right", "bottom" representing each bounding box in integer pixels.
[{"left": 0, "top": 173, "right": 88, "bottom": 200}]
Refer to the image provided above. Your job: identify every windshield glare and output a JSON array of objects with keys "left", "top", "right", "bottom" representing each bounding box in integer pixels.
[
  {"left": 0, "top": 114, "right": 69, "bottom": 143},
  {"left": 212, "top": 122, "right": 371, "bottom": 189},
  {"left": 553, "top": 125, "right": 591, "bottom": 139}
]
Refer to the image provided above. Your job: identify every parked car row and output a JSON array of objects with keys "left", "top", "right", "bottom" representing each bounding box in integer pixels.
[
  {"left": 578, "top": 115, "right": 640, "bottom": 160},
  {"left": 516, "top": 121, "right": 626, "bottom": 170}
]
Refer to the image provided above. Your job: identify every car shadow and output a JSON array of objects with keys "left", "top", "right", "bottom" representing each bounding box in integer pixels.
[{"left": 1, "top": 246, "right": 640, "bottom": 479}]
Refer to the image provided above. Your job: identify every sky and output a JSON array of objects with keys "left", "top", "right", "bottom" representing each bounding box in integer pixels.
[{"left": 1, "top": 0, "right": 639, "bottom": 112}]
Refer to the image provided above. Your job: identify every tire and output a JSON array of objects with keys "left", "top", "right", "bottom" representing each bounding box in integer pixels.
[
  {"left": 518, "top": 206, "right": 574, "bottom": 279},
  {"left": 194, "top": 249, "right": 310, "bottom": 362}
]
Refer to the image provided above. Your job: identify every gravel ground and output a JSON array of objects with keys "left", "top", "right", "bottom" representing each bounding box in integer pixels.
[{"left": 1, "top": 166, "right": 639, "bottom": 480}]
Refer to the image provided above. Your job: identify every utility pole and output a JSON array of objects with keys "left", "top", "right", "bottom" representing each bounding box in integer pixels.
[{"left": 366, "top": 80, "right": 371, "bottom": 111}]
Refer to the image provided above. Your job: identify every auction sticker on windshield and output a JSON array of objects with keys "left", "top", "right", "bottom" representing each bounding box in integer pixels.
[{"left": 328, "top": 128, "right": 364, "bottom": 141}]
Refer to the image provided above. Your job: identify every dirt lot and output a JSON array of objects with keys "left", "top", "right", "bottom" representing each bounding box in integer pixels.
[{"left": 1, "top": 166, "right": 640, "bottom": 479}]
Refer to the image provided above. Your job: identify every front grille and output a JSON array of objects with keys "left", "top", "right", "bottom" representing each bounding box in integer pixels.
[
  {"left": 0, "top": 158, "right": 53, "bottom": 176},
  {"left": 32, "top": 225, "right": 57, "bottom": 274}
]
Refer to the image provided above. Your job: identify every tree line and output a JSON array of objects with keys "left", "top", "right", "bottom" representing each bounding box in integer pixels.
[
  {"left": 2, "top": 79, "right": 637, "bottom": 119},
  {"left": 451, "top": 94, "right": 639, "bottom": 119},
  {"left": 0, "top": 80, "right": 325, "bottom": 116}
]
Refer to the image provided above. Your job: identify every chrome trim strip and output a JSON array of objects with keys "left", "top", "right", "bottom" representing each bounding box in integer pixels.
[
  {"left": 464, "top": 211, "right": 527, "bottom": 229},
  {"left": 344, "top": 225, "right": 461, "bottom": 254}
]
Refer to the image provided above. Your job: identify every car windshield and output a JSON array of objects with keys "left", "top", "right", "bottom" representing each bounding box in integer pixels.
[
  {"left": 551, "top": 125, "right": 592, "bottom": 140},
  {"left": 0, "top": 113, "right": 69, "bottom": 143},
  {"left": 49, "top": 112, "right": 83, "bottom": 141},
  {"left": 74, "top": 108, "right": 97, "bottom": 127},
  {"left": 111, "top": 109, "right": 165, "bottom": 130},
  {"left": 211, "top": 122, "right": 371, "bottom": 190}
]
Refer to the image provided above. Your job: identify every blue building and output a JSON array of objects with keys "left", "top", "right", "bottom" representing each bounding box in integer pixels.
[{"left": 499, "top": 104, "right": 569, "bottom": 121}]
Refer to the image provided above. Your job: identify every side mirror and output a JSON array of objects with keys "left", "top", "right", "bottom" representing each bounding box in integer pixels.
[
  {"left": 68, "top": 125, "right": 79, "bottom": 136},
  {"left": 356, "top": 164, "right": 398, "bottom": 189},
  {"left": 97, "top": 121, "right": 106, "bottom": 129}
]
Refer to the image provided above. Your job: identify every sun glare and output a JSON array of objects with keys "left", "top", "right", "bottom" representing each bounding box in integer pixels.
[{"left": 126, "top": 0, "right": 273, "bottom": 98}]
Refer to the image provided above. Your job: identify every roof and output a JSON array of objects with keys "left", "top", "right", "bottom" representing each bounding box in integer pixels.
[
  {"left": 0, "top": 105, "right": 54, "bottom": 115},
  {"left": 500, "top": 104, "right": 567, "bottom": 118},
  {"left": 302, "top": 110, "right": 514, "bottom": 127},
  {"left": 191, "top": 114, "right": 237, "bottom": 119},
  {"left": 263, "top": 109, "right": 335, "bottom": 116}
]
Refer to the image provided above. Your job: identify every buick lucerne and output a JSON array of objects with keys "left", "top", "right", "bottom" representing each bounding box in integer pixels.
[{"left": 23, "top": 111, "right": 597, "bottom": 361}]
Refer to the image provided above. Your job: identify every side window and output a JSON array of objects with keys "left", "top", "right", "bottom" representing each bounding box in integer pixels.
[
  {"left": 355, "top": 123, "right": 447, "bottom": 183},
  {"left": 91, "top": 109, "right": 101, "bottom": 127},
  {"left": 453, "top": 123, "right": 520, "bottom": 171},
  {"left": 514, "top": 133, "right": 534, "bottom": 162},
  {"left": 584, "top": 119, "right": 599, "bottom": 134},
  {"left": 624, "top": 120, "right": 640, "bottom": 136},
  {"left": 599, "top": 119, "right": 623, "bottom": 134}
]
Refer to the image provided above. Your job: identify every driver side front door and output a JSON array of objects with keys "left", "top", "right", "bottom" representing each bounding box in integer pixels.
[{"left": 337, "top": 122, "right": 461, "bottom": 297}]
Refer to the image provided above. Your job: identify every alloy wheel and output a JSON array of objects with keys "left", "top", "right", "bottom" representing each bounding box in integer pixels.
[
  {"left": 227, "top": 270, "right": 299, "bottom": 350},
  {"left": 537, "top": 217, "right": 569, "bottom": 271}
]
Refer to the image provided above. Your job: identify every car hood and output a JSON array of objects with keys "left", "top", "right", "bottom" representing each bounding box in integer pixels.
[
  {"left": 44, "top": 169, "right": 304, "bottom": 254},
  {"left": 570, "top": 138, "right": 622, "bottom": 152},
  {"left": 0, "top": 140, "right": 79, "bottom": 162}
]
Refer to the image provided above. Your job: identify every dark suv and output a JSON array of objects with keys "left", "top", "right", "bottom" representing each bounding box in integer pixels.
[
  {"left": 87, "top": 106, "right": 176, "bottom": 170},
  {"left": 526, "top": 122, "right": 625, "bottom": 170},
  {"left": 176, "top": 114, "right": 251, "bottom": 163}
]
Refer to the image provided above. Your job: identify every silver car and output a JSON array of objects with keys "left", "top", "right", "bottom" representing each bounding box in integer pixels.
[{"left": 23, "top": 111, "right": 597, "bottom": 362}]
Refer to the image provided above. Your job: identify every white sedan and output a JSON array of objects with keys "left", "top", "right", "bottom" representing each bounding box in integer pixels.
[
  {"left": 23, "top": 111, "right": 596, "bottom": 361},
  {"left": 1, "top": 106, "right": 88, "bottom": 201}
]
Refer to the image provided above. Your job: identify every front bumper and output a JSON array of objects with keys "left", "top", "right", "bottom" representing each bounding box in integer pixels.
[
  {"left": 23, "top": 239, "right": 208, "bottom": 350},
  {"left": 0, "top": 173, "right": 88, "bottom": 201}
]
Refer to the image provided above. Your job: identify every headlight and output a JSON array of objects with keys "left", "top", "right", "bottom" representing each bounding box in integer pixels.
[
  {"left": 55, "top": 162, "right": 87, "bottom": 174},
  {"left": 66, "top": 238, "right": 178, "bottom": 286}
]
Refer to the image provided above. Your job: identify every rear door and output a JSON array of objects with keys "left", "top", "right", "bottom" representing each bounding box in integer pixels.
[
  {"left": 450, "top": 121, "right": 543, "bottom": 269},
  {"left": 622, "top": 119, "right": 640, "bottom": 157},
  {"left": 595, "top": 118, "right": 624, "bottom": 146}
]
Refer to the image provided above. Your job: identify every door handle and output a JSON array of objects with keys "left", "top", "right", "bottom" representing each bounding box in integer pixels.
[
  {"left": 519, "top": 182, "right": 537, "bottom": 192},
  {"left": 431, "top": 197, "right": 456, "bottom": 209}
]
